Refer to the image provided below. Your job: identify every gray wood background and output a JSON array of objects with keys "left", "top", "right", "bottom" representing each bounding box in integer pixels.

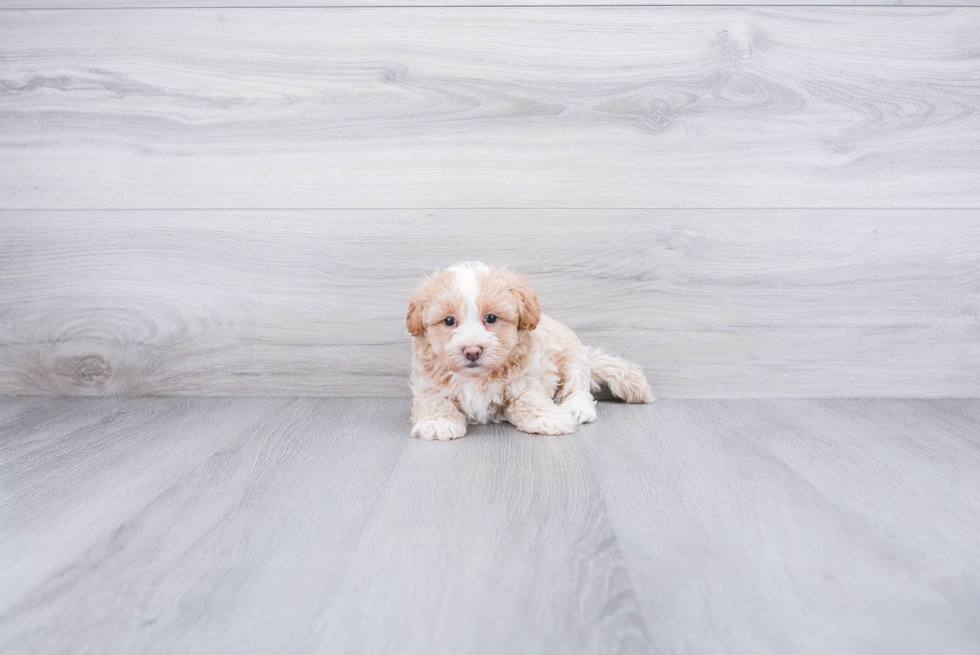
[
  {"left": 4, "top": 1, "right": 979, "bottom": 7},
  {"left": 3, "top": 8, "right": 980, "bottom": 209},
  {"left": 2, "top": 210, "right": 978, "bottom": 397},
  {"left": 1, "top": 5, "right": 978, "bottom": 397}
]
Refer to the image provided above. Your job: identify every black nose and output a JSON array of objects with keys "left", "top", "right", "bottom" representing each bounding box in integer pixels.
[{"left": 464, "top": 347, "right": 482, "bottom": 361}]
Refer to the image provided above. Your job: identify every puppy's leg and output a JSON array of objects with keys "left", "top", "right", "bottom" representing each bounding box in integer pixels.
[
  {"left": 411, "top": 392, "right": 467, "bottom": 441},
  {"left": 506, "top": 389, "right": 577, "bottom": 436},
  {"left": 556, "top": 339, "right": 597, "bottom": 423}
]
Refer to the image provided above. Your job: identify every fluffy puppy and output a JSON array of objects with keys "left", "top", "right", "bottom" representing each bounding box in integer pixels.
[{"left": 406, "top": 262, "right": 653, "bottom": 440}]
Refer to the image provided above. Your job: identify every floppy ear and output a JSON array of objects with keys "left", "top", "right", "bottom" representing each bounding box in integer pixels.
[
  {"left": 511, "top": 274, "right": 541, "bottom": 331},
  {"left": 406, "top": 283, "right": 428, "bottom": 337}
]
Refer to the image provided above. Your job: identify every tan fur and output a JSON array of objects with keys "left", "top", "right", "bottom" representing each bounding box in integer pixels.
[
  {"left": 407, "top": 262, "right": 653, "bottom": 440},
  {"left": 588, "top": 348, "right": 655, "bottom": 404}
]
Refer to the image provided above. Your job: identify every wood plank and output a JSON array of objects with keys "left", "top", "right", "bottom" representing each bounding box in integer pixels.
[
  {"left": 3, "top": 0, "right": 978, "bottom": 7},
  {"left": 0, "top": 395, "right": 57, "bottom": 427},
  {"left": 4, "top": 397, "right": 980, "bottom": 653},
  {"left": 762, "top": 400, "right": 980, "bottom": 585},
  {"left": 0, "top": 396, "right": 651, "bottom": 654},
  {"left": 2, "top": 209, "right": 978, "bottom": 398},
  {"left": 0, "top": 397, "right": 409, "bottom": 654},
  {"left": 2, "top": 8, "right": 979, "bottom": 208},
  {"left": 583, "top": 399, "right": 980, "bottom": 655},
  {"left": 0, "top": 397, "right": 288, "bottom": 616},
  {"left": 0, "top": 395, "right": 140, "bottom": 461},
  {"left": 316, "top": 415, "right": 651, "bottom": 654}
]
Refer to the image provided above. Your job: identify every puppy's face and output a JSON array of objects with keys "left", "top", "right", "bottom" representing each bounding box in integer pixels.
[{"left": 407, "top": 262, "right": 541, "bottom": 377}]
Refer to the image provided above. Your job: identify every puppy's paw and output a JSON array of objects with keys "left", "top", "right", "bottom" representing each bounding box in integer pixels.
[
  {"left": 518, "top": 411, "right": 577, "bottom": 436},
  {"left": 562, "top": 394, "right": 598, "bottom": 424},
  {"left": 412, "top": 417, "right": 466, "bottom": 441}
]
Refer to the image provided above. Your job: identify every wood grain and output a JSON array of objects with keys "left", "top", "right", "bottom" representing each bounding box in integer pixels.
[
  {"left": 0, "top": 397, "right": 649, "bottom": 654},
  {"left": 316, "top": 419, "right": 651, "bottom": 655},
  {"left": 2, "top": 209, "right": 977, "bottom": 398},
  {"left": 0, "top": 398, "right": 411, "bottom": 654},
  {"left": 2, "top": 8, "right": 979, "bottom": 208},
  {"left": 0, "top": 397, "right": 287, "bottom": 616},
  {"left": 3, "top": 397, "right": 979, "bottom": 653},
  {"left": 583, "top": 398, "right": 980, "bottom": 655},
  {"left": 3, "top": 0, "right": 978, "bottom": 7}
]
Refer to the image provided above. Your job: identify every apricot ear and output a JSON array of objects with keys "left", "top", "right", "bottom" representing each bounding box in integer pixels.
[
  {"left": 511, "top": 275, "right": 541, "bottom": 331},
  {"left": 406, "top": 285, "right": 427, "bottom": 337}
]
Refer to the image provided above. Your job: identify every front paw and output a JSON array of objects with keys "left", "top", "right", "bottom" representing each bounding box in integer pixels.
[
  {"left": 411, "top": 417, "right": 466, "bottom": 441},
  {"left": 562, "top": 395, "right": 598, "bottom": 424},
  {"left": 517, "top": 411, "right": 577, "bottom": 436}
]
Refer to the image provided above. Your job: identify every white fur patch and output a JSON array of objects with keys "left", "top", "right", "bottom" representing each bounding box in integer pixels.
[
  {"left": 452, "top": 376, "right": 503, "bottom": 424},
  {"left": 561, "top": 392, "right": 598, "bottom": 424},
  {"left": 412, "top": 417, "right": 466, "bottom": 441},
  {"left": 443, "top": 263, "right": 500, "bottom": 423},
  {"left": 448, "top": 261, "right": 487, "bottom": 329},
  {"left": 519, "top": 410, "right": 577, "bottom": 435}
]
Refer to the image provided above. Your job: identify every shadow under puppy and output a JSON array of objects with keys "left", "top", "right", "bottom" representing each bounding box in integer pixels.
[{"left": 407, "top": 262, "right": 653, "bottom": 440}]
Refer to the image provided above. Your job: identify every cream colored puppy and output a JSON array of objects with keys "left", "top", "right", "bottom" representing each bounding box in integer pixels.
[{"left": 406, "top": 262, "right": 653, "bottom": 440}]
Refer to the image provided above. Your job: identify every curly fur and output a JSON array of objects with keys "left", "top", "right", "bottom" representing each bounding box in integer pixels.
[{"left": 407, "top": 262, "right": 653, "bottom": 440}]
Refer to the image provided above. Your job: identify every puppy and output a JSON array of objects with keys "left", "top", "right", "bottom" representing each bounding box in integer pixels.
[{"left": 406, "top": 262, "right": 653, "bottom": 440}]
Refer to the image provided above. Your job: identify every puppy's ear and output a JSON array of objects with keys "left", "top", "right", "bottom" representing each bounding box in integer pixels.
[
  {"left": 511, "top": 274, "right": 541, "bottom": 331},
  {"left": 406, "top": 282, "right": 428, "bottom": 337}
]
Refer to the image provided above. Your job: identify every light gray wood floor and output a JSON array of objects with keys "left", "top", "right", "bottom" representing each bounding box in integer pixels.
[{"left": 1, "top": 396, "right": 978, "bottom": 654}]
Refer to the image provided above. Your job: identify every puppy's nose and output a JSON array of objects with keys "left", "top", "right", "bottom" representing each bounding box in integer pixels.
[{"left": 463, "top": 346, "right": 482, "bottom": 361}]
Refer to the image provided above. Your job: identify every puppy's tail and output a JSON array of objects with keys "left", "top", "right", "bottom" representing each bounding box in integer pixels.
[{"left": 587, "top": 347, "right": 654, "bottom": 403}]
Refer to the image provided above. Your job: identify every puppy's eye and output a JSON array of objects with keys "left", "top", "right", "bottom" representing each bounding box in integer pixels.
[
  {"left": 485, "top": 315, "right": 497, "bottom": 324},
  {"left": 443, "top": 317, "right": 456, "bottom": 327}
]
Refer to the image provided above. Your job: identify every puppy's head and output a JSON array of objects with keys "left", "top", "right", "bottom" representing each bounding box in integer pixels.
[{"left": 407, "top": 262, "right": 540, "bottom": 377}]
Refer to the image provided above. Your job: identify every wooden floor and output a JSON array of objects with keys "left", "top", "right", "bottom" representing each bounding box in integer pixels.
[{"left": 1, "top": 397, "right": 978, "bottom": 654}]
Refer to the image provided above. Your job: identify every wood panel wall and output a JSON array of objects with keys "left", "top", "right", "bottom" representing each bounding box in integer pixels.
[
  {"left": 3, "top": 9, "right": 980, "bottom": 209},
  {"left": 2, "top": 0, "right": 977, "bottom": 7},
  {"left": 0, "top": 0, "right": 977, "bottom": 10},
  {"left": 1, "top": 5, "right": 978, "bottom": 397}
]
